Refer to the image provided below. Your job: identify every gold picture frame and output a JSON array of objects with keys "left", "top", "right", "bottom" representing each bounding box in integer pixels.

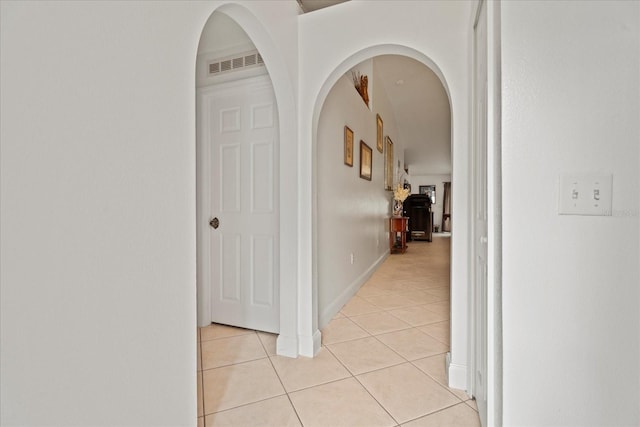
[
  {"left": 384, "top": 136, "right": 394, "bottom": 191},
  {"left": 344, "top": 126, "right": 354, "bottom": 167},
  {"left": 359, "top": 141, "right": 372, "bottom": 181},
  {"left": 376, "top": 114, "right": 383, "bottom": 153}
]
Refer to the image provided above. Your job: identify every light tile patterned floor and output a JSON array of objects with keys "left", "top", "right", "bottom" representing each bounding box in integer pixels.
[{"left": 197, "top": 235, "right": 480, "bottom": 426}]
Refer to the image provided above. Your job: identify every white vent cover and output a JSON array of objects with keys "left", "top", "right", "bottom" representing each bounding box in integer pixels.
[{"left": 208, "top": 50, "right": 264, "bottom": 76}]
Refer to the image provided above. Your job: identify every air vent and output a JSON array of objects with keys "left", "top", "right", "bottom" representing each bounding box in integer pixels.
[{"left": 207, "top": 50, "right": 265, "bottom": 76}]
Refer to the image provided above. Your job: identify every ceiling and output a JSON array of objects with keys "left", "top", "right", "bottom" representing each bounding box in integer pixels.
[
  {"left": 199, "top": 9, "right": 452, "bottom": 176},
  {"left": 297, "top": 0, "right": 350, "bottom": 13},
  {"left": 374, "top": 56, "right": 451, "bottom": 176}
]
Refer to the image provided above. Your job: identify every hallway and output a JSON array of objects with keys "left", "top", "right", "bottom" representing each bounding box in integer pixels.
[{"left": 197, "top": 235, "right": 480, "bottom": 426}]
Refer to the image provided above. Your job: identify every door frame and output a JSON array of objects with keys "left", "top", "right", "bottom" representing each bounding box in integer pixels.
[{"left": 470, "top": 0, "right": 503, "bottom": 424}]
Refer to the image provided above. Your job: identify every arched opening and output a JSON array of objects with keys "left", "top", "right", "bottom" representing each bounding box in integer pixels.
[
  {"left": 315, "top": 54, "right": 452, "bottom": 329},
  {"left": 195, "top": 4, "right": 299, "bottom": 358},
  {"left": 310, "top": 45, "right": 468, "bottom": 388}
]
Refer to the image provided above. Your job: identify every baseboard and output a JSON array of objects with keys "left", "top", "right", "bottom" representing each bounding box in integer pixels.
[
  {"left": 447, "top": 352, "right": 468, "bottom": 391},
  {"left": 276, "top": 334, "right": 298, "bottom": 358},
  {"left": 318, "top": 250, "right": 389, "bottom": 329},
  {"left": 298, "top": 329, "right": 322, "bottom": 358}
]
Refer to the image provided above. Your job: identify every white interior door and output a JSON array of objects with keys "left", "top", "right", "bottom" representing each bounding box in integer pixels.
[
  {"left": 199, "top": 76, "right": 279, "bottom": 334},
  {"left": 474, "top": 1, "right": 489, "bottom": 425}
]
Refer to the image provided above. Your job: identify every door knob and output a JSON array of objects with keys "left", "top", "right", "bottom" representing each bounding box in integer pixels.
[{"left": 209, "top": 217, "right": 219, "bottom": 229}]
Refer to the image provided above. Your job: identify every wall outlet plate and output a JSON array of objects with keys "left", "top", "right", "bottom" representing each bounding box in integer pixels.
[{"left": 558, "top": 174, "right": 612, "bottom": 216}]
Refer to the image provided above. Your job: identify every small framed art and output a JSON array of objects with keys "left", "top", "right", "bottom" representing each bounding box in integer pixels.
[
  {"left": 344, "top": 126, "right": 354, "bottom": 167},
  {"left": 384, "top": 136, "right": 394, "bottom": 191},
  {"left": 360, "top": 141, "right": 372, "bottom": 181},
  {"left": 376, "top": 114, "right": 383, "bottom": 153}
]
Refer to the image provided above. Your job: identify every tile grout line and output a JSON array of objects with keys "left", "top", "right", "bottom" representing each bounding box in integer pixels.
[
  {"left": 256, "top": 331, "right": 306, "bottom": 427},
  {"left": 323, "top": 343, "right": 401, "bottom": 426}
]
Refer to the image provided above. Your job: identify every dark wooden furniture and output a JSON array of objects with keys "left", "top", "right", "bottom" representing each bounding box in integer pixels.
[
  {"left": 403, "top": 194, "right": 433, "bottom": 242},
  {"left": 389, "top": 216, "right": 408, "bottom": 254}
]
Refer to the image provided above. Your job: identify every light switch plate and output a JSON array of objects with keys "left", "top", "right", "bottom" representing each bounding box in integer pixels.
[{"left": 558, "top": 174, "right": 612, "bottom": 216}]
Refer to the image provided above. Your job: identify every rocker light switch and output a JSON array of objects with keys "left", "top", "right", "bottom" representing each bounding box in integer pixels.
[{"left": 558, "top": 174, "right": 612, "bottom": 216}]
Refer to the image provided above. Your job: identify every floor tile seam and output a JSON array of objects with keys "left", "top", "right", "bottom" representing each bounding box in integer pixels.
[
  {"left": 350, "top": 370, "right": 401, "bottom": 426},
  {"left": 199, "top": 333, "right": 255, "bottom": 343},
  {"left": 200, "top": 354, "right": 271, "bottom": 373},
  {"left": 384, "top": 307, "right": 448, "bottom": 327},
  {"left": 358, "top": 325, "right": 415, "bottom": 337},
  {"left": 464, "top": 399, "right": 480, "bottom": 412},
  {"left": 347, "top": 312, "right": 414, "bottom": 335},
  {"left": 407, "top": 355, "right": 460, "bottom": 392},
  {"left": 323, "top": 332, "right": 406, "bottom": 363},
  {"left": 322, "top": 343, "right": 362, "bottom": 379},
  {"left": 351, "top": 359, "right": 464, "bottom": 425},
  {"left": 418, "top": 330, "right": 450, "bottom": 346},
  {"left": 368, "top": 332, "right": 415, "bottom": 363},
  {"left": 199, "top": 331, "right": 260, "bottom": 345},
  {"left": 261, "top": 348, "right": 306, "bottom": 426},
  {"left": 399, "top": 400, "right": 471, "bottom": 425},
  {"left": 360, "top": 298, "right": 442, "bottom": 312},
  {"left": 264, "top": 353, "right": 353, "bottom": 392},
  {"left": 403, "top": 359, "right": 467, "bottom": 404},
  {"left": 279, "top": 372, "right": 357, "bottom": 395},
  {"left": 202, "top": 391, "right": 289, "bottom": 418},
  {"left": 200, "top": 332, "right": 258, "bottom": 342}
]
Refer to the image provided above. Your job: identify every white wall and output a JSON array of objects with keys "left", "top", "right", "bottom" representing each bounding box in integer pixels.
[
  {"left": 410, "top": 175, "right": 452, "bottom": 231},
  {"left": 316, "top": 69, "right": 403, "bottom": 327},
  {"left": 501, "top": 1, "right": 640, "bottom": 425},
  {"left": 299, "top": 0, "right": 474, "bottom": 382},
  {"left": 0, "top": 0, "right": 300, "bottom": 424}
]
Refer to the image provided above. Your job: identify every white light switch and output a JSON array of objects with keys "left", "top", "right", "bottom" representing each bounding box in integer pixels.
[{"left": 558, "top": 174, "right": 612, "bottom": 216}]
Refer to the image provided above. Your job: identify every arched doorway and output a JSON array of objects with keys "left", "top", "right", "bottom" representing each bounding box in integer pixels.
[
  {"left": 306, "top": 45, "right": 469, "bottom": 388},
  {"left": 314, "top": 54, "right": 452, "bottom": 329},
  {"left": 195, "top": 4, "right": 299, "bottom": 358}
]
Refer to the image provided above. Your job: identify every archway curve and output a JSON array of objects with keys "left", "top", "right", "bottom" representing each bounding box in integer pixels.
[
  {"left": 311, "top": 44, "right": 453, "bottom": 137},
  {"left": 195, "top": 3, "right": 299, "bottom": 357},
  {"left": 310, "top": 44, "right": 456, "bottom": 353}
]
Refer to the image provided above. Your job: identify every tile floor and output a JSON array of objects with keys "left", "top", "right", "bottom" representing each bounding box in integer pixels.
[{"left": 197, "top": 234, "right": 480, "bottom": 426}]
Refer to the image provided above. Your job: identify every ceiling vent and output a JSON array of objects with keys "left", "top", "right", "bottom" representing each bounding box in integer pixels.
[{"left": 208, "top": 51, "right": 264, "bottom": 76}]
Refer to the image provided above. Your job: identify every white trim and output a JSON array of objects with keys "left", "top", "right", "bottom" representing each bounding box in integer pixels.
[
  {"left": 318, "top": 251, "right": 389, "bottom": 329},
  {"left": 298, "top": 329, "right": 322, "bottom": 358},
  {"left": 447, "top": 358, "right": 469, "bottom": 391},
  {"left": 486, "top": 0, "right": 503, "bottom": 424}
]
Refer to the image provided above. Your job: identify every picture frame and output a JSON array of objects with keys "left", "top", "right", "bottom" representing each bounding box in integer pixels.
[
  {"left": 384, "top": 136, "right": 394, "bottom": 191},
  {"left": 344, "top": 126, "right": 354, "bottom": 167},
  {"left": 419, "top": 185, "right": 436, "bottom": 204},
  {"left": 359, "top": 141, "right": 372, "bottom": 181},
  {"left": 376, "top": 114, "right": 383, "bottom": 153}
]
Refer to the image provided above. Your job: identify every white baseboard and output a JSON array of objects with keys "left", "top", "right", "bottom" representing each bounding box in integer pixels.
[
  {"left": 447, "top": 352, "right": 468, "bottom": 391},
  {"left": 318, "top": 250, "right": 389, "bottom": 328},
  {"left": 298, "top": 329, "right": 322, "bottom": 358},
  {"left": 276, "top": 334, "right": 298, "bottom": 358}
]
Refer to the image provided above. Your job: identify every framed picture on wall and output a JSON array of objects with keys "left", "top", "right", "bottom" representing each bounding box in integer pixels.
[
  {"left": 344, "top": 126, "right": 354, "bottom": 167},
  {"left": 376, "top": 114, "right": 383, "bottom": 153},
  {"left": 419, "top": 185, "right": 436, "bottom": 204},
  {"left": 359, "top": 141, "right": 372, "bottom": 181},
  {"left": 384, "top": 136, "right": 394, "bottom": 190}
]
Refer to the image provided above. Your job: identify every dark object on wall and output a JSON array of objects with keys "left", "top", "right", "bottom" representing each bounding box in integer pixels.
[
  {"left": 352, "top": 71, "right": 369, "bottom": 107},
  {"left": 403, "top": 194, "right": 433, "bottom": 242},
  {"left": 442, "top": 182, "right": 451, "bottom": 232}
]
